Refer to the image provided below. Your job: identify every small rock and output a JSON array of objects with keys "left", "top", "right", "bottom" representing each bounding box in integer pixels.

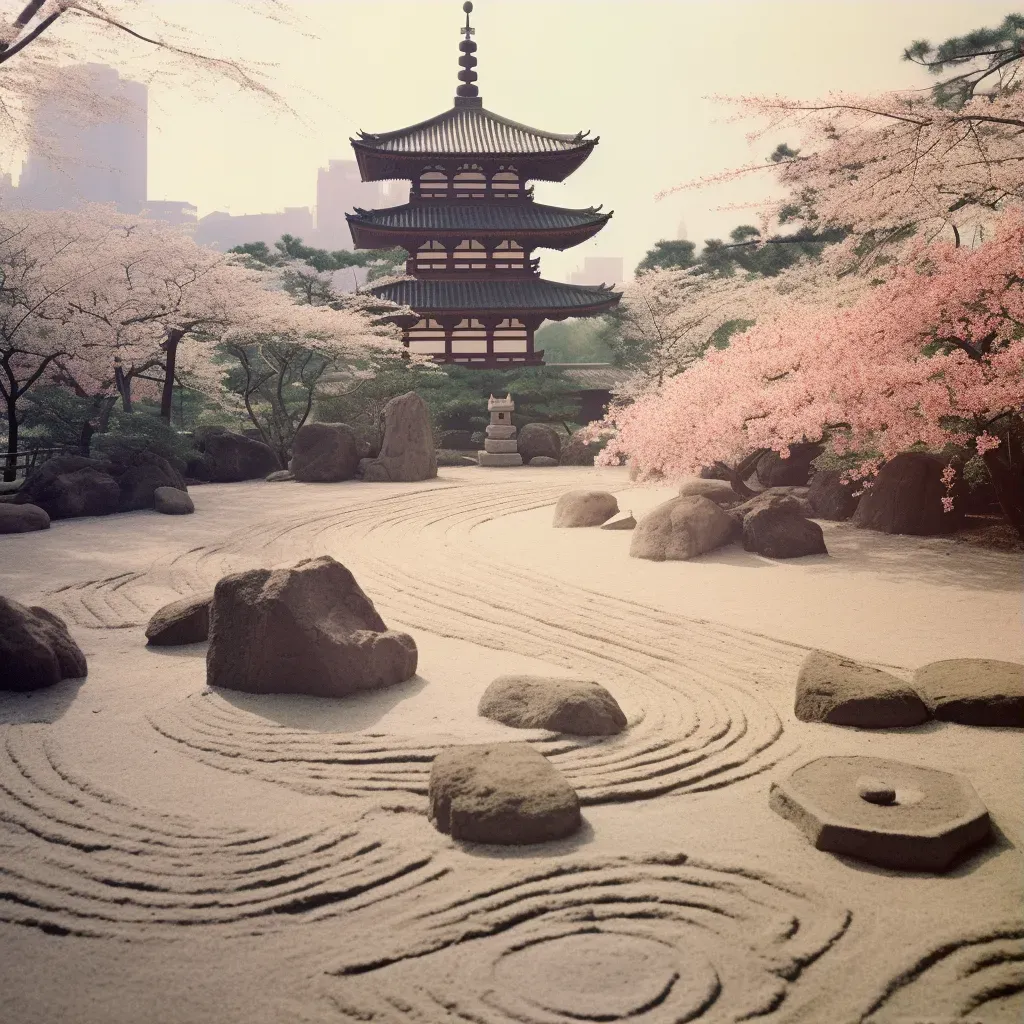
[
  {"left": 153, "top": 486, "right": 194, "bottom": 515},
  {"left": 796, "top": 650, "right": 931, "bottom": 728},
  {"left": 479, "top": 675, "right": 627, "bottom": 735},
  {"left": 428, "top": 742, "right": 581, "bottom": 844},
  {"left": 742, "top": 507, "right": 827, "bottom": 558},
  {"left": 912, "top": 659, "right": 1024, "bottom": 727},
  {"left": 0, "top": 503, "right": 50, "bottom": 533},
  {"left": 857, "top": 777, "right": 897, "bottom": 805},
  {"left": 265, "top": 470, "right": 295, "bottom": 482},
  {"left": 677, "top": 477, "right": 738, "bottom": 504},
  {"left": 0, "top": 597, "right": 87, "bottom": 691},
  {"left": 145, "top": 594, "right": 212, "bottom": 646},
  {"left": 552, "top": 490, "right": 619, "bottom": 528},
  {"left": 601, "top": 513, "right": 636, "bottom": 531},
  {"left": 528, "top": 456, "right": 559, "bottom": 467},
  {"left": 630, "top": 495, "right": 738, "bottom": 561}
]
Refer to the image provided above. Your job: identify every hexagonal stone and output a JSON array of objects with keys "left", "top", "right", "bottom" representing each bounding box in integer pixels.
[
  {"left": 912, "top": 659, "right": 1024, "bottom": 727},
  {"left": 769, "top": 755, "right": 991, "bottom": 872}
]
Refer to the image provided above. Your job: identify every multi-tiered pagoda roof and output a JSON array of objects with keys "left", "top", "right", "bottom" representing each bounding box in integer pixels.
[{"left": 347, "top": 1, "right": 620, "bottom": 367}]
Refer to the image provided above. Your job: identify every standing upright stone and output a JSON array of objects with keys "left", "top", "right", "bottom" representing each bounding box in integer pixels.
[
  {"left": 478, "top": 394, "right": 523, "bottom": 467},
  {"left": 361, "top": 392, "right": 438, "bottom": 482}
]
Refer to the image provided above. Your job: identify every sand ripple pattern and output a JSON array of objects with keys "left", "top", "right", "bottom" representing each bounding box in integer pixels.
[
  {"left": 862, "top": 924, "right": 1024, "bottom": 1022},
  {"left": 0, "top": 725, "right": 445, "bottom": 939},
  {"left": 324, "top": 851, "right": 851, "bottom": 1022},
  {"left": 49, "top": 483, "right": 803, "bottom": 804}
]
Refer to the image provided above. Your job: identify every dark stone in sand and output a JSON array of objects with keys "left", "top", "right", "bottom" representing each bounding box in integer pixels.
[
  {"left": 198, "top": 432, "right": 281, "bottom": 483},
  {"left": 528, "top": 456, "right": 559, "bottom": 467},
  {"left": 116, "top": 453, "right": 187, "bottom": 511},
  {"left": 479, "top": 675, "right": 627, "bottom": 735},
  {"left": 153, "top": 486, "right": 194, "bottom": 515},
  {"left": 795, "top": 650, "right": 931, "bottom": 728},
  {"left": 852, "top": 452, "right": 964, "bottom": 536},
  {"left": 265, "top": 470, "right": 295, "bottom": 482},
  {"left": 291, "top": 422, "right": 360, "bottom": 483},
  {"left": 0, "top": 597, "right": 87, "bottom": 691},
  {"left": 742, "top": 507, "right": 828, "bottom": 558},
  {"left": 518, "top": 423, "right": 561, "bottom": 463},
  {"left": 912, "top": 659, "right": 1024, "bottom": 727},
  {"left": 428, "top": 742, "right": 581, "bottom": 844},
  {"left": 808, "top": 470, "right": 859, "bottom": 521},
  {"left": 361, "top": 392, "right": 437, "bottom": 482},
  {"left": 770, "top": 755, "right": 991, "bottom": 872},
  {"left": 207, "top": 555, "right": 417, "bottom": 697},
  {"left": 0, "top": 503, "right": 49, "bottom": 533},
  {"left": 14, "top": 456, "right": 120, "bottom": 519},
  {"left": 552, "top": 490, "right": 618, "bottom": 528},
  {"left": 145, "top": 594, "right": 211, "bottom": 646}
]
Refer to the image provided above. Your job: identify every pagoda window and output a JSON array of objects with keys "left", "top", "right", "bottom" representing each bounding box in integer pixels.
[
  {"left": 453, "top": 164, "right": 487, "bottom": 199},
  {"left": 405, "top": 318, "right": 447, "bottom": 355},
  {"left": 451, "top": 318, "right": 488, "bottom": 354},
  {"left": 492, "top": 317, "right": 529, "bottom": 354},
  {"left": 453, "top": 239, "right": 487, "bottom": 271},
  {"left": 414, "top": 240, "right": 449, "bottom": 272},
  {"left": 417, "top": 167, "right": 449, "bottom": 199},
  {"left": 493, "top": 240, "right": 526, "bottom": 270},
  {"left": 492, "top": 168, "right": 521, "bottom": 199}
]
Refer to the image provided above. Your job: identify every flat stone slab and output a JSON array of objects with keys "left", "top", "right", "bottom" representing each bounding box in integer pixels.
[
  {"left": 145, "top": 594, "right": 212, "bottom": 647},
  {"left": 265, "top": 470, "right": 295, "bottom": 482},
  {"left": 601, "top": 512, "right": 636, "bottom": 531},
  {"left": 484, "top": 439, "right": 519, "bottom": 454},
  {"left": 478, "top": 452, "right": 523, "bottom": 467},
  {"left": 770, "top": 755, "right": 991, "bottom": 872},
  {"left": 553, "top": 490, "right": 618, "bottom": 527},
  {"left": 479, "top": 675, "right": 627, "bottom": 735},
  {"left": 796, "top": 650, "right": 931, "bottom": 728},
  {"left": 912, "top": 659, "right": 1024, "bottom": 727},
  {"left": 428, "top": 742, "right": 581, "bottom": 844}
]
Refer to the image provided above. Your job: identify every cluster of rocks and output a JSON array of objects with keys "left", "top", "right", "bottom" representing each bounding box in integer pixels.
[
  {"left": 795, "top": 649, "right": 1024, "bottom": 729},
  {"left": 3, "top": 452, "right": 192, "bottom": 528},
  {"left": 0, "top": 596, "right": 87, "bottom": 691}
]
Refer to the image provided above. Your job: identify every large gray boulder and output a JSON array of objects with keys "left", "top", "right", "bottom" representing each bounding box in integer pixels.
[
  {"left": 755, "top": 443, "right": 823, "bottom": 488},
  {"left": 145, "top": 594, "right": 211, "bottom": 646},
  {"left": 559, "top": 429, "right": 603, "bottom": 466},
  {"left": 0, "top": 503, "right": 49, "bottom": 533},
  {"left": 912, "top": 659, "right": 1024, "bottom": 727},
  {"left": 518, "top": 423, "right": 561, "bottom": 463},
  {"left": 291, "top": 422, "right": 360, "bottom": 483},
  {"left": 362, "top": 392, "right": 437, "bottom": 482},
  {"left": 428, "top": 742, "right": 581, "bottom": 844},
  {"left": 727, "top": 488, "right": 811, "bottom": 525},
  {"left": 852, "top": 453, "right": 964, "bottom": 535},
  {"left": 630, "top": 495, "right": 738, "bottom": 561},
  {"left": 0, "top": 597, "right": 87, "bottom": 691},
  {"left": 116, "top": 453, "right": 187, "bottom": 511},
  {"left": 197, "top": 432, "right": 281, "bottom": 483},
  {"left": 154, "top": 486, "right": 194, "bottom": 515},
  {"left": 742, "top": 507, "right": 828, "bottom": 558},
  {"left": 207, "top": 555, "right": 417, "bottom": 697},
  {"left": 796, "top": 650, "right": 931, "bottom": 728},
  {"left": 14, "top": 456, "right": 120, "bottom": 519},
  {"left": 552, "top": 490, "right": 618, "bottom": 528},
  {"left": 479, "top": 675, "right": 627, "bottom": 736},
  {"left": 808, "top": 470, "right": 860, "bottom": 521}
]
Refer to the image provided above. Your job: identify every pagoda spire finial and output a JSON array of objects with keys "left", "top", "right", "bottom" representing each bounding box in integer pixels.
[{"left": 454, "top": 1, "right": 482, "bottom": 108}]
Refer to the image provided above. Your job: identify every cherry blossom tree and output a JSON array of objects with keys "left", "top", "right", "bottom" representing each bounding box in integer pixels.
[{"left": 599, "top": 209, "right": 1024, "bottom": 537}]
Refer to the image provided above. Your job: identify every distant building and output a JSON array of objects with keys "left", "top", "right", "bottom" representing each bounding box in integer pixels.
[
  {"left": 676, "top": 218, "right": 689, "bottom": 240},
  {"left": 140, "top": 200, "right": 198, "bottom": 229},
  {"left": 314, "top": 159, "right": 406, "bottom": 249},
  {"left": 570, "top": 256, "right": 624, "bottom": 288},
  {"left": 194, "top": 207, "right": 315, "bottom": 251},
  {"left": 17, "top": 63, "right": 147, "bottom": 213}
]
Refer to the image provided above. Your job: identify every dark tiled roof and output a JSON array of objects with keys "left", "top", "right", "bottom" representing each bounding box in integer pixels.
[
  {"left": 546, "top": 364, "right": 630, "bottom": 390},
  {"left": 354, "top": 106, "right": 594, "bottom": 156},
  {"left": 348, "top": 202, "right": 610, "bottom": 233},
  {"left": 370, "top": 278, "right": 620, "bottom": 314}
]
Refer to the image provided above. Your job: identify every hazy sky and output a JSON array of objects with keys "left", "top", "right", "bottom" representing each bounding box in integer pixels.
[{"left": 46, "top": 1, "right": 1018, "bottom": 276}]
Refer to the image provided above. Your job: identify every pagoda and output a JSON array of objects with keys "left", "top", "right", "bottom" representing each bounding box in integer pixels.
[{"left": 346, "top": 1, "right": 620, "bottom": 367}]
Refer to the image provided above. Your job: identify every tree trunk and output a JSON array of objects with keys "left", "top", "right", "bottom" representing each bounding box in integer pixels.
[
  {"left": 114, "top": 362, "right": 132, "bottom": 413},
  {"left": 982, "top": 437, "right": 1024, "bottom": 541},
  {"left": 3, "top": 396, "right": 17, "bottom": 482},
  {"left": 160, "top": 329, "right": 184, "bottom": 423},
  {"left": 79, "top": 419, "right": 95, "bottom": 456},
  {"left": 97, "top": 395, "right": 118, "bottom": 433}
]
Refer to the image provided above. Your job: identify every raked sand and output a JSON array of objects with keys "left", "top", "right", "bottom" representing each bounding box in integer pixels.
[{"left": 0, "top": 465, "right": 1021, "bottom": 1024}]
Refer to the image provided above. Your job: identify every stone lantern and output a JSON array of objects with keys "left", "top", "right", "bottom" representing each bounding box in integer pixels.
[{"left": 478, "top": 394, "right": 523, "bottom": 467}]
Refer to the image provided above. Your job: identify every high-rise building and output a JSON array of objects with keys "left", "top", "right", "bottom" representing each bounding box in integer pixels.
[
  {"left": 314, "top": 160, "right": 407, "bottom": 249},
  {"left": 570, "top": 257, "right": 624, "bottom": 288},
  {"left": 17, "top": 63, "right": 147, "bottom": 212},
  {"left": 140, "top": 200, "right": 198, "bottom": 230}
]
